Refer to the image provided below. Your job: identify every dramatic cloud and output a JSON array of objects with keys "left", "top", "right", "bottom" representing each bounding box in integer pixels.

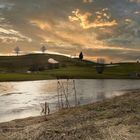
[
  {"left": 69, "top": 9, "right": 117, "bottom": 29},
  {"left": 0, "top": 0, "right": 140, "bottom": 62}
]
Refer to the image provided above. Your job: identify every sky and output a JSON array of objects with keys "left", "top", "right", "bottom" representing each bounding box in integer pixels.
[{"left": 0, "top": 0, "right": 140, "bottom": 62}]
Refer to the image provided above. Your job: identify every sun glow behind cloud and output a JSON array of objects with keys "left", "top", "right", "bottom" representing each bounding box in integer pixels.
[
  {"left": 30, "top": 20, "right": 51, "bottom": 30},
  {"left": 0, "top": 0, "right": 140, "bottom": 62}
]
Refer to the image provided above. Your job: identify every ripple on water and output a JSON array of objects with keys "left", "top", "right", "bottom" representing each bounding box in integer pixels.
[{"left": 0, "top": 79, "right": 140, "bottom": 122}]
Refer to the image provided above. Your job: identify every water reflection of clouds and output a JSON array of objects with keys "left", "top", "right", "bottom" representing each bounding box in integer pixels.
[
  {"left": 0, "top": 83, "right": 15, "bottom": 95},
  {"left": 40, "top": 80, "right": 57, "bottom": 93},
  {"left": 0, "top": 80, "right": 140, "bottom": 122},
  {"left": 95, "top": 80, "right": 106, "bottom": 101}
]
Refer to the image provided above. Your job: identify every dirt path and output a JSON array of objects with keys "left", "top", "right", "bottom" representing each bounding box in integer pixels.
[{"left": 0, "top": 92, "right": 140, "bottom": 140}]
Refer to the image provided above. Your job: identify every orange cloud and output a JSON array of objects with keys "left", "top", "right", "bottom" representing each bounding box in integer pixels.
[
  {"left": 69, "top": 9, "right": 117, "bottom": 29},
  {"left": 83, "top": 0, "right": 93, "bottom": 3},
  {"left": 125, "top": 18, "right": 132, "bottom": 24},
  {"left": 30, "top": 20, "right": 51, "bottom": 30}
]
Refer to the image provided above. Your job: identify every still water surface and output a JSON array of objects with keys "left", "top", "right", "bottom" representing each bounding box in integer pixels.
[{"left": 0, "top": 79, "right": 140, "bottom": 122}]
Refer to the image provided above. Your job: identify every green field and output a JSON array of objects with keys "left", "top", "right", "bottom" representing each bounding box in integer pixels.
[{"left": 0, "top": 54, "right": 140, "bottom": 81}]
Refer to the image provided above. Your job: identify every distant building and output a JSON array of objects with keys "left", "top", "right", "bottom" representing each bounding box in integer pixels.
[
  {"left": 48, "top": 58, "right": 59, "bottom": 69},
  {"left": 48, "top": 58, "right": 59, "bottom": 64}
]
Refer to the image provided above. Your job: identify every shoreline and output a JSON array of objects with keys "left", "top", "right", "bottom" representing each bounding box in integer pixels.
[
  {"left": 0, "top": 91, "right": 140, "bottom": 140},
  {"left": 0, "top": 77, "right": 140, "bottom": 82}
]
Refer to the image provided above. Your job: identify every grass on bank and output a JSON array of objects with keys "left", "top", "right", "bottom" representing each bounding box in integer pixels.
[
  {"left": 0, "top": 54, "right": 140, "bottom": 81},
  {"left": 0, "top": 64, "right": 140, "bottom": 81}
]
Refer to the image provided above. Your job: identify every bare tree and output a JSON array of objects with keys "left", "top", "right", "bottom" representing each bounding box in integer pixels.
[
  {"left": 41, "top": 46, "right": 46, "bottom": 54},
  {"left": 14, "top": 46, "right": 20, "bottom": 56},
  {"left": 96, "top": 58, "right": 105, "bottom": 74}
]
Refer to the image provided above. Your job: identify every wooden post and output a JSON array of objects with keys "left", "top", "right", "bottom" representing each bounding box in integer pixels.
[
  {"left": 44, "top": 102, "right": 47, "bottom": 120},
  {"left": 60, "top": 88, "right": 63, "bottom": 109},
  {"left": 47, "top": 103, "right": 50, "bottom": 115},
  {"left": 58, "top": 81, "right": 64, "bottom": 109},
  {"left": 66, "top": 79, "right": 69, "bottom": 96},
  {"left": 44, "top": 102, "right": 47, "bottom": 115},
  {"left": 73, "top": 80, "right": 78, "bottom": 106},
  {"left": 61, "top": 82, "right": 70, "bottom": 108},
  {"left": 57, "top": 81, "right": 60, "bottom": 110}
]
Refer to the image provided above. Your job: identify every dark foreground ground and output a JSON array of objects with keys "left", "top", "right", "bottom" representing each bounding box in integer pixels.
[{"left": 0, "top": 91, "right": 140, "bottom": 140}]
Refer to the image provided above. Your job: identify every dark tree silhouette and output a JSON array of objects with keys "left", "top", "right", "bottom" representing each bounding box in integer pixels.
[
  {"left": 96, "top": 58, "right": 105, "bottom": 74},
  {"left": 14, "top": 46, "right": 20, "bottom": 56},
  {"left": 79, "top": 52, "right": 83, "bottom": 60},
  {"left": 41, "top": 46, "right": 46, "bottom": 54}
]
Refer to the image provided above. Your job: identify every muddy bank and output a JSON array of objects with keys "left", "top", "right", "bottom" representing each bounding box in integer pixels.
[{"left": 0, "top": 91, "right": 140, "bottom": 140}]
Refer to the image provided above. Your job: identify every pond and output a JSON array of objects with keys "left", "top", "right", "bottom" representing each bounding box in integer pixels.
[{"left": 0, "top": 79, "right": 140, "bottom": 122}]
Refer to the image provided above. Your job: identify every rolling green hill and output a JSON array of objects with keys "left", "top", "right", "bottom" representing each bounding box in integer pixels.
[
  {"left": 0, "top": 53, "right": 140, "bottom": 81},
  {"left": 0, "top": 53, "right": 95, "bottom": 72}
]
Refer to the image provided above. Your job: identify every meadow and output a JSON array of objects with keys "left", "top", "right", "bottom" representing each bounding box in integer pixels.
[{"left": 0, "top": 54, "right": 140, "bottom": 81}]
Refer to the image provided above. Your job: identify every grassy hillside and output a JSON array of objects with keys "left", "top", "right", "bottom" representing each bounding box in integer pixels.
[
  {"left": 0, "top": 54, "right": 94, "bottom": 72},
  {"left": 0, "top": 53, "right": 140, "bottom": 81}
]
